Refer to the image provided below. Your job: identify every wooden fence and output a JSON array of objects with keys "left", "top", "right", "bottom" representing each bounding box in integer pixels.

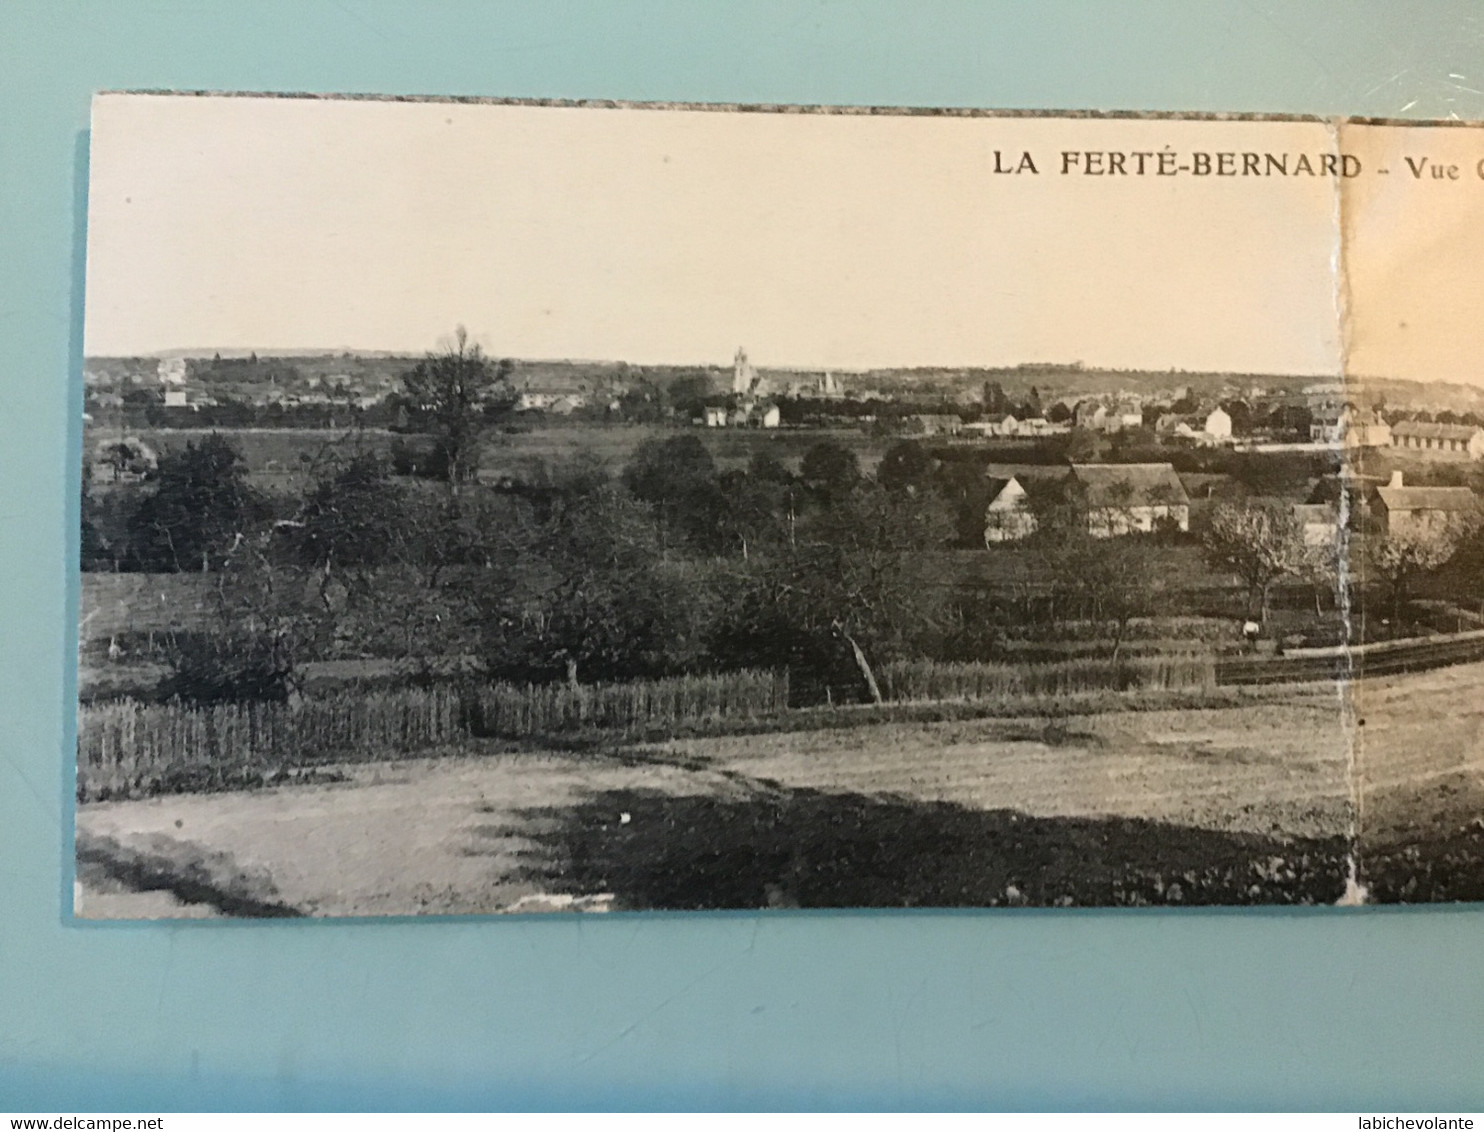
[
  {"left": 1215, "top": 628, "right": 1484, "bottom": 685},
  {"left": 78, "top": 671, "right": 791, "bottom": 800}
]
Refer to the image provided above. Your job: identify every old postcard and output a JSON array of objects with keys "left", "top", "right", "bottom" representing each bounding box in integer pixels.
[{"left": 75, "top": 94, "right": 1484, "bottom": 917}]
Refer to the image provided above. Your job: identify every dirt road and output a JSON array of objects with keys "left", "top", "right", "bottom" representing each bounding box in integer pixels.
[
  {"left": 1353, "top": 661, "right": 1484, "bottom": 901},
  {"left": 75, "top": 682, "right": 1360, "bottom": 917}
]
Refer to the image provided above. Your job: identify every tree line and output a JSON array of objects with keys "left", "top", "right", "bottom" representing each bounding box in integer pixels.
[
  {"left": 83, "top": 335, "right": 1208, "bottom": 706},
  {"left": 85, "top": 331, "right": 1484, "bottom": 707}
]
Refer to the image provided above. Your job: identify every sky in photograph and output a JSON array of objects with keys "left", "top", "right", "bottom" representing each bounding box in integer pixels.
[
  {"left": 1340, "top": 121, "right": 1484, "bottom": 387},
  {"left": 82, "top": 93, "right": 1476, "bottom": 380}
]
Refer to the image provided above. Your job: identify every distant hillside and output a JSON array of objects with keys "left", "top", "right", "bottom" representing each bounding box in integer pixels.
[
  {"left": 87, "top": 352, "right": 1476, "bottom": 412},
  {"left": 1349, "top": 376, "right": 1484, "bottom": 416}
]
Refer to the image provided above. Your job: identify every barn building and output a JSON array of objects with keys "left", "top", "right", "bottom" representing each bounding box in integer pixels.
[
  {"left": 1389, "top": 421, "right": 1484, "bottom": 460},
  {"left": 1373, "top": 470, "right": 1478, "bottom": 539},
  {"left": 1070, "top": 463, "right": 1190, "bottom": 538}
]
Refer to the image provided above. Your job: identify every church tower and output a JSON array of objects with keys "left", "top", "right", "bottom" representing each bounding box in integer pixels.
[{"left": 732, "top": 347, "right": 756, "bottom": 395}]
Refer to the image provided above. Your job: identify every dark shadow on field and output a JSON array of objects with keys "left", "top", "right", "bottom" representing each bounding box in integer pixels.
[
  {"left": 1360, "top": 774, "right": 1484, "bottom": 904},
  {"left": 76, "top": 832, "right": 300, "bottom": 918},
  {"left": 495, "top": 785, "right": 1348, "bottom": 909}
]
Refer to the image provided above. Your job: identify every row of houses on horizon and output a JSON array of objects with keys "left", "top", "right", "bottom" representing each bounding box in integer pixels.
[{"left": 982, "top": 463, "right": 1481, "bottom": 547}]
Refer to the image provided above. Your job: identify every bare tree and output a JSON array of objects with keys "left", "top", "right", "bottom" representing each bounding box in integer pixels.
[
  {"left": 1033, "top": 506, "right": 1153, "bottom": 658},
  {"left": 1366, "top": 511, "right": 1480, "bottom": 630},
  {"left": 400, "top": 326, "right": 514, "bottom": 497},
  {"left": 158, "top": 526, "right": 326, "bottom": 704},
  {"left": 1026, "top": 484, "right": 1156, "bottom": 658},
  {"left": 1202, "top": 501, "right": 1309, "bottom": 627},
  {"left": 784, "top": 482, "right": 955, "bottom": 701},
  {"left": 1296, "top": 539, "right": 1342, "bottom": 618}
]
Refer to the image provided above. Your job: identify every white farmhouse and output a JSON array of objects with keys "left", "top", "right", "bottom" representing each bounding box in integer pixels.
[
  {"left": 983, "top": 476, "right": 1038, "bottom": 544},
  {"left": 1204, "top": 406, "right": 1233, "bottom": 440}
]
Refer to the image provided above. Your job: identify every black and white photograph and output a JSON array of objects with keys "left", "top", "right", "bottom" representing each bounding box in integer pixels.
[{"left": 74, "top": 94, "right": 1484, "bottom": 917}]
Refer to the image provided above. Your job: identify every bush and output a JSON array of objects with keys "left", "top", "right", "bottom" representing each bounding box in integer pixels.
[
  {"left": 877, "top": 654, "right": 1216, "bottom": 704},
  {"left": 389, "top": 437, "right": 451, "bottom": 479},
  {"left": 156, "top": 630, "right": 296, "bottom": 704}
]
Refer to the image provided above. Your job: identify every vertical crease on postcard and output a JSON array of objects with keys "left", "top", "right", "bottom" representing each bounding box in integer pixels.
[{"left": 1331, "top": 116, "right": 1366, "bottom": 905}]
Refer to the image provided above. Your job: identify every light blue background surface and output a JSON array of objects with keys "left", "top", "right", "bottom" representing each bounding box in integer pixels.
[{"left": 4, "top": 1, "right": 1484, "bottom": 1111}]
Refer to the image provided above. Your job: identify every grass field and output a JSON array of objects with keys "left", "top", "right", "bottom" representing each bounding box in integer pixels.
[
  {"left": 1353, "top": 660, "right": 1484, "bottom": 902},
  {"left": 80, "top": 572, "right": 219, "bottom": 644},
  {"left": 75, "top": 679, "right": 1356, "bottom": 916}
]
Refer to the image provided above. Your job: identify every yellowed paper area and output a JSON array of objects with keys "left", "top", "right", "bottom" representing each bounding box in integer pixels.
[{"left": 1337, "top": 120, "right": 1484, "bottom": 902}]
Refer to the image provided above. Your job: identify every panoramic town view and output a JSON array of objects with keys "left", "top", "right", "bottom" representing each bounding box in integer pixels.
[
  {"left": 73, "top": 94, "right": 1484, "bottom": 916},
  {"left": 75, "top": 339, "right": 1484, "bottom": 915}
]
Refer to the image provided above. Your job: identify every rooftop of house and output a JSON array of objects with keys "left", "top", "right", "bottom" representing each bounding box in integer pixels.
[
  {"left": 1069, "top": 462, "right": 1190, "bottom": 507},
  {"left": 1375, "top": 470, "right": 1478, "bottom": 512},
  {"left": 1390, "top": 420, "right": 1483, "bottom": 441},
  {"left": 1313, "top": 404, "right": 1388, "bottom": 426},
  {"left": 984, "top": 473, "right": 1071, "bottom": 510}
]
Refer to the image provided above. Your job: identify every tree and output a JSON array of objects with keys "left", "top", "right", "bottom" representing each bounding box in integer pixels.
[
  {"left": 622, "top": 434, "right": 726, "bottom": 553},
  {"left": 523, "top": 450, "right": 612, "bottom": 513},
  {"left": 80, "top": 463, "right": 106, "bottom": 570},
  {"left": 622, "top": 432, "right": 716, "bottom": 490},
  {"left": 477, "top": 486, "right": 709, "bottom": 684},
  {"left": 666, "top": 371, "right": 714, "bottom": 417},
  {"left": 716, "top": 468, "right": 792, "bottom": 560},
  {"left": 1366, "top": 513, "right": 1480, "bottom": 630},
  {"left": 982, "top": 381, "right": 1010, "bottom": 415},
  {"left": 1065, "top": 426, "right": 1108, "bottom": 462},
  {"left": 1171, "top": 389, "right": 1200, "bottom": 415},
  {"left": 1221, "top": 399, "right": 1253, "bottom": 435},
  {"left": 157, "top": 524, "right": 329, "bottom": 704},
  {"left": 291, "top": 452, "right": 405, "bottom": 570},
  {"left": 400, "top": 326, "right": 514, "bottom": 494},
  {"left": 1111, "top": 424, "right": 1157, "bottom": 453},
  {"left": 1201, "top": 501, "right": 1309, "bottom": 626},
  {"left": 799, "top": 440, "right": 860, "bottom": 497},
  {"left": 1268, "top": 403, "right": 1313, "bottom": 439},
  {"left": 326, "top": 485, "right": 530, "bottom": 668},
  {"left": 1031, "top": 495, "right": 1154, "bottom": 657},
  {"left": 809, "top": 484, "right": 955, "bottom": 694},
  {"left": 876, "top": 440, "right": 935, "bottom": 495},
  {"left": 277, "top": 450, "right": 414, "bottom": 624},
  {"left": 126, "top": 433, "right": 266, "bottom": 572},
  {"left": 746, "top": 452, "right": 802, "bottom": 548},
  {"left": 1296, "top": 538, "right": 1341, "bottom": 618},
  {"left": 716, "top": 482, "right": 954, "bottom": 703},
  {"left": 99, "top": 439, "right": 155, "bottom": 483}
]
